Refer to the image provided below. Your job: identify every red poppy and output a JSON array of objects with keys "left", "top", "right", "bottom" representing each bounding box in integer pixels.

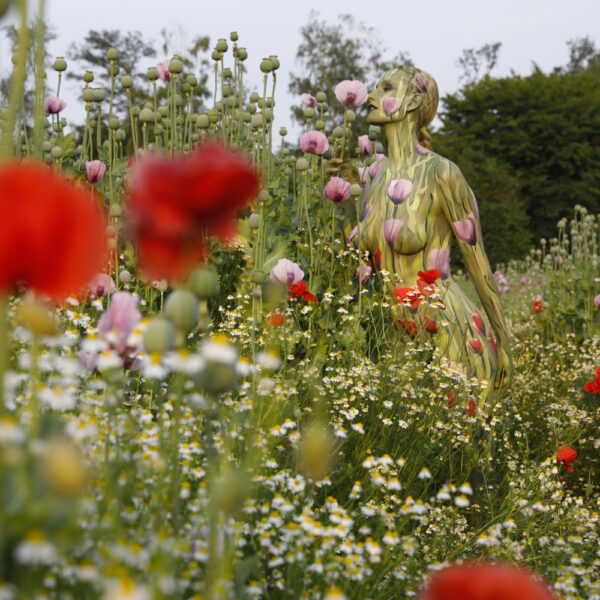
[
  {"left": 472, "top": 311, "right": 486, "bottom": 335},
  {"left": 447, "top": 392, "right": 456, "bottom": 410},
  {"left": 466, "top": 338, "right": 483, "bottom": 354},
  {"left": 0, "top": 161, "right": 107, "bottom": 299},
  {"left": 556, "top": 445, "right": 577, "bottom": 472},
  {"left": 417, "top": 268, "right": 441, "bottom": 284},
  {"left": 266, "top": 312, "right": 284, "bottom": 326},
  {"left": 488, "top": 332, "right": 497, "bottom": 352},
  {"left": 533, "top": 300, "right": 543, "bottom": 315},
  {"left": 288, "top": 280, "right": 317, "bottom": 302},
  {"left": 372, "top": 248, "right": 381, "bottom": 268},
  {"left": 424, "top": 317, "right": 438, "bottom": 333},
  {"left": 584, "top": 367, "right": 600, "bottom": 393},
  {"left": 394, "top": 287, "right": 423, "bottom": 309},
  {"left": 468, "top": 399, "right": 477, "bottom": 416},
  {"left": 126, "top": 143, "right": 258, "bottom": 280},
  {"left": 398, "top": 318, "right": 419, "bottom": 338},
  {"left": 417, "top": 278, "right": 437, "bottom": 297},
  {"left": 418, "top": 562, "right": 559, "bottom": 600}
]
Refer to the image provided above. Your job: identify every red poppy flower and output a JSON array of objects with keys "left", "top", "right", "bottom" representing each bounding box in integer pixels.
[
  {"left": 418, "top": 562, "right": 559, "bottom": 600},
  {"left": 0, "top": 161, "right": 107, "bottom": 299},
  {"left": 372, "top": 248, "right": 381, "bottom": 268},
  {"left": 584, "top": 367, "right": 600, "bottom": 393},
  {"left": 556, "top": 445, "right": 577, "bottom": 472},
  {"left": 394, "top": 287, "right": 423, "bottom": 309},
  {"left": 398, "top": 318, "right": 419, "bottom": 338},
  {"left": 468, "top": 399, "right": 477, "bottom": 416},
  {"left": 424, "top": 317, "right": 438, "bottom": 333},
  {"left": 417, "top": 268, "right": 441, "bottom": 284},
  {"left": 488, "top": 332, "right": 497, "bottom": 352},
  {"left": 266, "top": 312, "right": 284, "bottom": 326},
  {"left": 466, "top": 338, "right": 483, "bottom": 354},
  {"left": 533, "top": 300, "right": 543, "bottom": 315},
  {"left": 288, "top": 280, "right": 317, "bottom": 302},
  {"left": 472, "top": 310, "right": 486, "bottom": 335},
  {"left": 126, "top": 143, "right": 258, "bottom": 280},
  {"left": 417, "top": 278, "right": 437, "bottom": 297}
]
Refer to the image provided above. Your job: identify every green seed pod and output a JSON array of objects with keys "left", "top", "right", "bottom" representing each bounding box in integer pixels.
[
  {"left": 259, "top": 58, "right": 273, "bottom": 73},
  {"left": 296, "top": 157, "right": 309, "bottom": 171},
  {"left": 208, "top": 111, "right": 219, "bottom": 124},
  {"left": 214, "top": 101, "right": 224, "bottom": 112},
  {"left": 303, "top": 107, "right": 315, "bottom": 118},
  {"left": 349, "top": 183, "right": 362, "bottom": 197},
  {"left": 257, "top": 98, "right": 265, "bottom": 109},
  {"left": 223, "top": 67, "right": 232, "bottom": 79},
  {"left": 237, "top": 47, "right": 248, "bottom": 61},
  {"left": 211, "top": 49, "right": 222, "bottom": 61},
  {"left": 121, "top": 74, "right": 133, "bottom": 88},
  {"left": 226, "top": 97, "right": 236, "bottom": 108},
  {"left": 247, "top": 103, "right": 257, "bottom": 115},
  {"left": 118, "top": 269, "right": 132, "bottom": 284},
  {"left": 315, "top": 119, "right": 325, "bottom": 131},
  {"left": 368, "top": 130, "right": 378, "bottom": 141},
  {"left": 321, "top": 148, "right": 333, "bottom": 160},
  {"left": 108, "top": 116, "right": 119, "bottom": 129},
  {"left": 197, "top": 114, "right": 210, "bottom": 129},
  {"left": 333, "top": 126, "right": 344, "bottom": 139},
  {"left": 187, "top": 74, "right": 197, "bottom": 87},
  {"left": 143, "top": 102, "right": 153, "bottom": 110},
  {"left": 248, "top": 212, "right": 260, "bottom": 230},
  {"left": 51, "top": 146, "right": 63, "bottom": 159},
  {"left": 169, "top": 58, "right": 183, "bottom": 74},
  {"left": 109, "top": 203, "right": 122, "bottom": 217},
  {"left": 187, "top": 268, "right": 218, "bottom": 299},
  {"left": 215, "top": 38, "right": 228, "bottom": 53},
  {"left": 345, "top": 109, "right": 356, "bottom": 122},
  {"left": 230, "top": 31, "right": 238, "bottom": 42},
  {"left": 139, "top": 108, "right": 153, "bottom": 123},
  {"left": 164, "top": 289, "right": 199, "bottom": 333},
  {"left": 376, "top": 142, "right": 384, "bottom": 153},
  {"left": 82, "top": 88, "right": 94, "bottom": 102},
  {"left": 321, "top": 102, "right": 329, "bottom": 113},
  {"left": 42, "top": 140, "right": 52, "bottom": 152},
  {"left": 182, "top": 82, "right": 191, "bottom": 94},
  {"left": 157, "top": 105, "right": 168, "bottom": 118},
  {"left": 116, "top": 128, "right": 126, "bottom": 141},
  {"left": 83, "top": 71, "right": 94, "bottom": 83},
  {"left": 107, "top": 64, "right": 119, "bottom": 77},
  {"left": 263, "top": 109, "right": 273, "bottom": 123},
  {"left": 368, "top": 124, "right": 381, "bottom": 135},
  {"left": 174, "top": 93, "right": 182, "bottom": 107},
  {"left": 143, "top": 317, "right": 176, "bottom": 354},
  {"left": 252, "top": 270, "right": 265, "bottom": 284},
  {"left": 92, "top": 88, "right": 104, "bottom": 102},
  {"left": 316, "top": 91, "right": 327, "bottom": 103},
  {"left": 279, "top": 127, "right": 287, "bottom": 137},
  {"left": 222, "top": 84, "right": 232, "bottom": 97},
  {"left": 269, "top": 55, "right": 280, "bottom": 70},
  {"left": 249, "top": 92, "right": 259, "bottom": 103},
  {"left": 257, "top": 189, "right": 269, "bottom": 202},
  {"left": 242, "top": 112, "right": 251, "bottom": 123},
  {"left": 106, "top": 47, "right": 118, "bottom": 61},
  {"left": 131, "top": 106, "right": 140, "bottom": 117},
  {"left": 250, "top": 114, "right": 263, "bottom": 130},
  {"left": 53, "top": 56, "right": 67, "bottom": 72},
  {"left": 147, "top": 67, "right": 158, "bottom": 81},
  {"left": 154, "top": 124, "right": 163, "bottom": 135}
]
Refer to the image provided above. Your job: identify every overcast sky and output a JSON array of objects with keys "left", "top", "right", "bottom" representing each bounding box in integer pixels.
[{"left": 1, "top": 0, "right": 599, "bottom": 139}]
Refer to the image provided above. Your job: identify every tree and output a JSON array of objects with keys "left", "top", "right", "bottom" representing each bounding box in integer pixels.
[
  {"left": 288, "top": 12, "right": 411, "bottom": 136},
  {"left": 456, "top": 42, "right": 502, "bottom": 86},
  {"left": 565, "top": 36, "right": 599, "bottom": 72}
]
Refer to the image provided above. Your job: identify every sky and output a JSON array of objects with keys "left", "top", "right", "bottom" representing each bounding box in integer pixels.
[{"left": 1, "top": 0, "right": 599, "bottom": 139}]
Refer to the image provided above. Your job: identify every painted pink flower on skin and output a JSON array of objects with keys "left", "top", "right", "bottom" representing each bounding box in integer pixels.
[
  {"left": 414, "top": 73, "right": 430, "bottom": 93},
  {"left": 427, "top": 247, "right": 450, "bottom": 279},
  {"left": 98, "top": 291, "right": 142, "bottom": 354},
  {"left": 300, "top": 93, "right": 318, "bottom": 107},
  {"left": 382, "top": 95, "right": 402, "bottom": 116},
  {"left": 386, "top": 179, "right": 413, "bottom": 205},
  {"left": 356, "top": 264, "right": 372, "bottom": 284},
  {"left": 358, "top": 167, "right": 369, "bottom": 182},
  {"left": 300, "top": 130, "right": 329, "bottom": 155},
  {"left": 415, "top": 143, "right": 430, "bottom": 156},
  {"left": 87, "top": 273, "right": 116, "bottom": 297},
  {"left": 270, "top": 258, "right": 304, "bottom": 286},
  {"left": 453, "top": 212, "right": 478, "bottom": 245},
  {"left": 334, "top": 80, "right": 368, "bottom": 106},
  {"left": 472, "top": 310, "right": 486, "bottom": 335},
  {"left": 156, "top": 60, "right": 171, "bottom": 82},
  {"left": 383, "top": 219, "right": 403, "bottom": 244},
  {"left": 85, "top": 160, "right": 106, "bottom": 184},
  {"left": 357, "top": 135, "right": 372, "bottom": 156},
  {"left": 44, "top": 96, "right": 67, "bottom": 114},
  {"left": 323, "top": 177, "right": 351, "bottom": 204}
]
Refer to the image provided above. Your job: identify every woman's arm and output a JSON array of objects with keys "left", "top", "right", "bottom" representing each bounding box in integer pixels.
[{"left": 437, "top": 161, "right": 513, "bottom": 392}]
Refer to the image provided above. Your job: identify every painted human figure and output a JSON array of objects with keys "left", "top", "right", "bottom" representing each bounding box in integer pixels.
[{"left": 358, "top": 66, "right": 512, "bottom": 400}]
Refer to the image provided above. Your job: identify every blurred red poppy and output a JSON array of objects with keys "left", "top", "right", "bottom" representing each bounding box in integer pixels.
[
  {"left": 126, "top": 143, "right": 258, "bottom": 280},
  {"left": 417, "top": 268, "right": 441, "bottom": 284},
  {"left": 418, "top": 562, "right": 558, "bottom": 600},
  {"left": 0, "top": 161, "right": 107, "bottom": 299},
  {"left": 288, "top": 281, "right": 317, "bottom": 302},
  {"left": 398, "top": 318, "right": 418, "bottom": 338},
  {"left": 557, "top": 445, "right": 577, "bottom": 472},
  {"left": 584, "top": 367, "right": 600, "bottom": 393},
  {"left": 395, "top": 287, "right": 423, "bottom": 310},
  {"left": 266, "top": 312, "right": 284, "bottom": 326},
  {"left": 533, "top": 300, "right": 543, "bottom": 314}
]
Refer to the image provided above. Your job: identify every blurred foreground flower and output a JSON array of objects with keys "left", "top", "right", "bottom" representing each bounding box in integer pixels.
[
  {"left": 126, "top": 143, "right": 258, "bottom": 280},
  {"left": 418, "top": 562, "right": 558, "bottom": 600},
  {"left": 0, "top": 161, "right": 107, "bottom": 299}
]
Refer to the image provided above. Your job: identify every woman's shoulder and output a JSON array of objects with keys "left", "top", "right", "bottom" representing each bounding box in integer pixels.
[{"left": 428, "top": 153, "right": 466, "bottom": 183}]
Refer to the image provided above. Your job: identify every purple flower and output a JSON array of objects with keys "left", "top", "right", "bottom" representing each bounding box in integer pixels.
[
  {"left": 300, "top": 130, "right": 329, "bottom": 155},
  {"left": 382, "top": 96, "right": 402, "bottom": 116},
  {"left": 87, "top": 273, "right": 116, "bottom": 297},
  {"left": 270, "top": 258, "right": 304, "bottom": 285},
  {"left": 414, "top": 73, "right": 430, "bottom": 93},
  {"left": 357, "top": 135, "right": 372, "bottom": 156},
  {"left": 555, "top": 255, "right": 563, "bottom": 266},
  {"left": 44, "top": 96, "right": 67, "bottom": 114},
  {"left": 369, "top": 155, "right": 385, "bottom": 179},
  {"left": 156, "top": 60, "right": 171, "bottom": 82},
  {"left": 415, "top": 143, "right": 430, "bottom": 156},
  {"left": 427, "top": 247, "right": 450, "bottom": 279},
  {"left": 301, "top": 93, "right": 318, "bottom": 107},
  {"left": 85, "top": 160, "right": 106, "bottom": 184},
  {"left": 356, "top": 264, "right": 372, "bottom": 284},
  {"left": 98, "top": 291, "right": 142, "bottom": 354},
  {"left": 334, "top": 80, "right": 368, "bottom": 106},
  {"left": 383, "top": 219, "right": 403, "bottom": 244},
  {"left": 595, "top": 294, "right": 600, "bottom": 309},
  {"left": 358, "top": 167, "right": 369, "bottom": 182},
  {"left": 323, "top": 177, "right": 351, "bottom": 204},
  {"left": 361, "top": 204, "right": 372, "bottom": 222},
  {"left": 386, "top": 179, "right": 413, "bottom": 205},
  {"left": 452, "top": 212, "right": 478, "bottom": 245}
]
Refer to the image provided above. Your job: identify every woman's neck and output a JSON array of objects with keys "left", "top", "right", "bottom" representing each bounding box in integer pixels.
[{"left": 384, "top": 117, "right": 420, "bottom": 163}]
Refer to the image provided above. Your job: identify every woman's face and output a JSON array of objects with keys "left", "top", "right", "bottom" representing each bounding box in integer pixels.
[{"left": 367, "top": 69, "right": 413, "bottom": 125}]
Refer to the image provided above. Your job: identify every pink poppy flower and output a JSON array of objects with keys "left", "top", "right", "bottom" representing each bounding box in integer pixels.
[
  {"left": 356, "top": 264, "right": 372, "bottom": 284},
  {"left": 87, "top": 273, "right": 116, "bottom": 297},
  {"left": 414, "top": 73, "right": 430, "bottom": 93},
  {"left": 368, "top": 154, "right": 385, "bottom": 179},
  {"left": 386, "top": 179, "right": 413, "bottom": 205},
  {"left": 357, "top": 135, "right": 372, "bottom": 156},
  {"left": 382, "top": 95, "right": 402, "bottom": 116},
  {"left": 156, "top": 60, "right": 171, "bottom": 82},
  {"left": 270, "top": 258, "right": 304, "bottom": 285},
  {"left": 334, "top": 80, "right": 368, "bottom": 106},
  {"left": 323, "top": 177, "right": 351, "bottom": 204},
  {"left": 98, "top": 291, "right": 142, "bottom": 354},
  {"left": 453, "top": 212, "right": 478, "bottom": 245},
  {"left": 383, "top": 219, "right": 403, "bottom": 244},
  {"left": 44, "top": 96, "right": 67, "bottom": 114},
  {"left": 300, "top": 93, "right": 318, "bottom": 107},
  {"left": 595, "top": 294, "right": 600, "bottom": 309},
  {"left": 85, "top": 160, "right": 106, "bottom": 184},
  {"left": 427, "top": 247, "right": 450, "bottom": 279},
  {"left": 299, "top": 131, "right": 329, "bottom": 155}
]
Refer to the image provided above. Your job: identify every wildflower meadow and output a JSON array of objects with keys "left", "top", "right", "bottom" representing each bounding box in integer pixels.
[{"left": 0, "top": 6, "right": 599, "bottom": 600}]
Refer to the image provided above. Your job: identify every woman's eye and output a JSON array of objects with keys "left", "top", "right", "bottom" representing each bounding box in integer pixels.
[{"left": 383, "top": 83, "right": 393, "bottom": 91}]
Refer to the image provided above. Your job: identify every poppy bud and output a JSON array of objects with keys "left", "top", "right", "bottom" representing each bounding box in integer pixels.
[
  {"left": 316, "top": 91, "right": 327, "bottom": 102},
  {"left": 168, "top": 58, "right": 183, "bottom": 74},
  {"left": 53, "top": 56, "right": 67, "bottom": 72},
  {"left": 296, "top": 157, "right": 309, "bottom": 171},
  {"left": 187, "top": 268, "right": 218, "bottom": 299},
  {"left": 121, "top": 74, "right": 133, "bottom": 88},
  {"left": 83, "top": 70, "right": 94, "bottom": 83},
  {"left": 143, "top": 317, "right": 176, "bottom": 353},
  {"left": 164, "top": 289, "right": 199, "bottom": 333}
]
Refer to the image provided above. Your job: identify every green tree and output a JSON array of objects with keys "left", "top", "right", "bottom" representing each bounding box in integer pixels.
[{"left": 288, "top": 12, "right": 411, "bottom": 137}]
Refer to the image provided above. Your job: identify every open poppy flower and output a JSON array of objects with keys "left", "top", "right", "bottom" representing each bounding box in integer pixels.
[
  {"left": 556, "top": 445, "right": 577, "bottom": 472},
  {"left": 394, "top": 287, "right": 423, "bottom": 310},
  {"left": 424, "top": 317, "right": 438, "bottom": 333},
  {"left": 533, "top": 300, "right": 543, "bottom": 315},
  {"left": 584, "top": 367, "right": 600, "bottom": 393},
  {"left": 288, "top": 280, "right": 317, "bottom": 302},
  {"left": 417, "top": 268, "right": 441, "bottom": 284}
]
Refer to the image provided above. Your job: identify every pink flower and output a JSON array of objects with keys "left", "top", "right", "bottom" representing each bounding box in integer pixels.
[
  {"left": 368, "top": 154, "right": 385, "bottom": 179},
  {"left": 386, "top": 179, "right": 413, "bottom": 205},
  {"left": 87, "top": 273, "right": 116, "bottom": 297},
  {"left": 555, "top": 255, "right": 563, "bottom": 266},
  {"left": 324, "top": 177, "right": 351, "bottom": 204},
  {"left": 383, "top": 219, "right": 403, "bottom": 244},
  {"left": 156, "top": 60, "right": 171, "bottom": 82},
  {"left": 85, "top": 160, "right": 106, "bottom": 184},
  {"left": 301, "top": 93, "right": 318, "bottom": 107},
  {"left": 300, "top": 131, "right": 329, "bottom": 155},
  {"left": 595, "top": 294, "right": 600, "bottom": 309},
  {"left": 357, "top": 135, "right": 372, "bottom": 155},
  {"left": 334, "top": 80, "right": 368, "bottom": 106},
  {"left": 415, "top": 143, "right": 430, "bottom": 156},
  {"left": 98, "top": 291, "right": 142, "bottom": 354},
  {"left": 358, "top": 167, "right": 369, "bottom": 182},
  {"left": 414, "top": 73, "right": 430, "bottom": 93},
  {"left": 452, "top": 212, "right": 478, "bottom": 245},
  {"left": 43, "top": 96, "right": 67, "bottom": 114},
  {"left": 356, "top": 264, "right": 372, "bottom": 284},
  {"left": 427, "top": 247, "right": 450, "bottom": 279},
  {"left": 270, "top": 258, "right": 304, "bottom": 285},
  {"left": 382, "top": 95, "right": 402, "bottom": 116}
]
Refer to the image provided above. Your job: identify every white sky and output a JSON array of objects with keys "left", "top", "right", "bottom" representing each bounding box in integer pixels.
[{"left": 1, "top": 0, "right": 599, "bottom": 139}]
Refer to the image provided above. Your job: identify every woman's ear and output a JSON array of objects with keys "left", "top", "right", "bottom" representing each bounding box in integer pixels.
[{"left": 405, "top": 94, "right": 422, "bottom": 113}]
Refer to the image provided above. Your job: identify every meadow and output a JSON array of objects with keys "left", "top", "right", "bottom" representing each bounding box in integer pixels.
[{"left": 0, "top": 23, "right": 599, "bottom": 600}]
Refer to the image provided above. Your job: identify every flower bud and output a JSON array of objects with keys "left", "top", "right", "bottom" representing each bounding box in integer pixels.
[
  {"left": 53, "top": 56, "right": 67, "bottom": 72},
  {"left": 296, "top": 157, "right": 309, "bottom": 171},
  {"left": 248, "top": 212, "right": 260, "bottom": 230},
  {"left": 316, "top": 91, "right": 327, "bottom": 102},
  {"left": 259, "top": 58, "right": 273, "bottom": 73},
  {"left": 237, "top": 47, "right": 248, "bottom": 61},
  {"left": 143, "top": 317, "right": 176, "bottom": 353},
  {"left": 83, "top": 70, "right": 94, "bottom": 83},
  {"left": 121, "top": 74, "right": 133, "bottom": 88},
  {"left": 187, "top": 268, "right": 218, "bottom": 299},
  {"left": 349, "top": 183, "right": 362, "bottom": 196},
  {"left": 164, "top": 289, "right": 199, "bottom": 333},
  {"left": 169, "top": 58, "right": 183, "bottom": 74}
]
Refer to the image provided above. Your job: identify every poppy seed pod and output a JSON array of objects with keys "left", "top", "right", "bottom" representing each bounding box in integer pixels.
[
  {"left": 53, "top": 56, "right": 67, "bottom": 72},
  {"left": 279, "top": 127, "right": 287, "bottom": 137},
  {"left": 349, "top": 184, "right": 362, "bottom": 197},
  {"left": 92, "top": 88, "right": 104, "bottom": 102},
  {"left": 332, "top": 126, "right": 344, "bottom": 139},
  {"left": 269, "top": 55, "right": 280, "bottom": 70},
  {"left": 197, "top": 114, "right": 210, "bottom": 129},
  {"left": 237, "top": 47, "right": 248, "bottom": 61},
  {"left": 109, "top": 204, "right": 122, "bottom": 217},
  {"left": 230, "top": 31, "right": 238, "bottom": 41},
  {"left": 216, "top": 38, "right": 228, "bottom": 53},
  {"left": 83, "top": 70, "right": 94, "bottom": 83},
  {"left": 121, "top": 74, "right": 133, "bottom": 88},
  {"left": 211, "top": 49, "right": 222, "bottom": 61},
  {"left": 223, "top": 68, "right": 232, "bottom": 79},
  {"left": 164, "top": 289, "right": 199, "bottom": 333},
  {"left": 187, "top": 268, "right": 218, "bottom": 299},
  {"left": 316, "top": 91, "right": 327, "bottom": 102},
  {"left": 296, "top": 157, "right": 309, "bottom": 171},
  {"left": 259, "top": 58, "right": 273, "bottom": 73},
  {"left": 303, "top": 107, "right": 315, "bottom": 118},
  {"left": 143, "top": 317, "right": 176, "bottom": 354},
  {"left": 168, "top": 58, "right": 183, "bottom": 74},
  {"left": 139, "top": 108, "right": 154, "bottom": 123},
  {"left": 345, "top": 109, "right": 356, "bottom": 122},
  {"left": 187, "top": 74, "right": 197, "bottom": 87},
  {"left": 248, "top": 212, "right": 261, "bottom": 230},
  {"left": 82, "top": 88, "right": 94, "bottom": 102},
  {"left": 106, "top": 47, "right": 118, "bottom": 61},
  {"left": 108, "top": 117, "right": 119, "bottom": 130},
  {"left": 147, "top": 67, "right": 158, "bottom": 81},
  {"left": 119, "top": 269, "right": 132, "bottom": 284}
]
